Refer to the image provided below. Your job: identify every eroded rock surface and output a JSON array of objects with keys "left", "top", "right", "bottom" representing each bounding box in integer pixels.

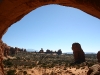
[
  {"left": 0, "top": 42, "right": 26, "bottom": 57},
  {"left": 0, "top": 40, "right": 4, "bottom": 75},
  {"left": 72, "top": 42, "right": 85, "bottom": 64},
  {"left": 87, "top": 64, "right": 100, "bottom": 75},
  {"left": 97, "top": 51, "right": 100, "bottom": 63}
]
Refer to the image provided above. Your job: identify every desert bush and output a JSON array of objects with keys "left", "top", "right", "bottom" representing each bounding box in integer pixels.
[
  {"left": 3, "top": 60, "right": 13, "bottom": 68},
  {"left": 63, "top": 67, "right": 67, "bottom": 70},
  {"left": 31, "top": 70, "right": 34, "bottom": 73},
  {"left": 49, "top": 63, "right": 55, "bottom": 68},
  {"left": 75, "top": 65, "right": 80, "bottom": 69},
  {"left": 42, "top": 73, "right": 49, "bottom": 75},
  {"left": 28, "top": 66, "right": 32, "bottom": 69},
  {"left": 23, "top": 71, "right": 27, "bottom": 75},
  {"left": 81, "top": 66, "right": 85, "bottom": 69},
  {"left": 32, "top": 63, "right": 36, "bottom": 67},
  {"left": 16, "top": 57, "right": 20, "bottom": 60},
  {"left": 50, "top": 71, "right": 57, "bottom": 75},
  {"left": 87, "top": 62, "right": 94, "bottom": 67},
  {"left": 7, "top": 69, "right": 16, "bottom": 75}
]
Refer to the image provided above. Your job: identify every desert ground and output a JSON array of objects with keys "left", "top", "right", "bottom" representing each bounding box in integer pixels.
[{"left": 3, "top": 52, "right": 97, "bottom": 75}]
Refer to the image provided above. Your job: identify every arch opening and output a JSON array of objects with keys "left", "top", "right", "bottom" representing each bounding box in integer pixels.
[
  {"left": 2, "top": 4, "right": 100, "bottom": 53},
  {"left": 0, "top": 0, "right": 100, "bottom": 39}
]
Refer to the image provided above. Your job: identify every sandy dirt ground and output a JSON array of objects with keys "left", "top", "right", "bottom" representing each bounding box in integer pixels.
[{"left": 25, "top": 66, "right": 89, "bottom": 75}]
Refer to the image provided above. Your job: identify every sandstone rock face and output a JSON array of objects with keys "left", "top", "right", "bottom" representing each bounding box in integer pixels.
[
  {"left": 0, "top": 40, "right": 27, "bottom": 74},
  {"left": 9, "top": 47, "right": 16, "bottom": 56},
  {"left": 0, "top": 40, "right": 4, "bottom": 75},
  {"left": 3, "top": 43, "right": 10, "bottom": 57},
  {"left": 9, "top": 47, "right": 27, "bottom": 56},
  {"left": 0, "top": 0, "right": 100, "bottom": 39},
  {"left": 87, "top": 64, "right": 100, "bottom": 75},
  {"left": 72, "top": 42, "right": 85, "bottom": 64},
  {"left": 0, "top": 41, "right": 27, "bottom": 57},
  {"left": 97, "top": 51, "right": 100, "bottom": 63}
]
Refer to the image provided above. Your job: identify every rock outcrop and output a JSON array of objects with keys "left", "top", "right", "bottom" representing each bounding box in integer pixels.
[
  {"left": 0, "top": 40, "right": 4, "bottom": 75},
  {"left": 72, "top": 42, "right": 85, "bottom": 64},
  {"left": 9, "top": 47, "right": 27, "bottom": 56},
  {"left": 87, "top": 64, "right": 100, "bottom": 75},
  {"left": 0, "top": 40, "right": 27, "bottom": 57},
  {"left": 46, "top": 49, "right": 52, "bottom": 54},
  {"left": 39, "top": 48, "right": 44, "bottom": 53},
  {"left": 57, "top": 49, "right": 62, "bottom": 55},
  {"left": 3, "top": 43, "right": 10, "bottom": 57},
  {"left": 97, "top": 51, "right": 100, "bottom": 63}
]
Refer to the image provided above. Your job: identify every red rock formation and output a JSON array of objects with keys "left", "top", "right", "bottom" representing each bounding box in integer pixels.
[
  {"left": 39, "top": 48, "right": 44, "bottom": 53},
  {"left": 87, "top": 64, "right": 100, "bottom": 75},
  {"left": 46, "top": 49, "right": 51, "bottom": 54},
  {"left": 0, "top": 40, "right": 4, "bottom": 75},
  {"left": 57, "top": 49, "right": 62, "bottom": 55},
  {"left": 9, "top": 47, "right": 19, "bottom": 56},
  {"left": 15, "top": 47, "right": 18, "bottom": 53},
  {"left": 3, "top": 43, "right": 10, "bottom": 57},
  {"left": 72, "top": 42, "right": 85, "bottom": 64},
  {"left": 97, "top": 51, "right": 100, "bottom": 63}
]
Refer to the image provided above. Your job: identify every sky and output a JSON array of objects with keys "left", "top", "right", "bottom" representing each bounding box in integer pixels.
[{"left": 2, "top": 4, "right": 100, "bottom": 53}]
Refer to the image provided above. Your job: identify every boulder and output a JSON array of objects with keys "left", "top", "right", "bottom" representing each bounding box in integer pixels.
[{"left": 87, "top": 64, "right": 100, "bottom": 75}]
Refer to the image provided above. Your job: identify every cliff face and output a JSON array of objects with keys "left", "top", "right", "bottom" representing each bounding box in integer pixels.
[
  {"left": 0, "top": 0, "right": 100, "bottom": 39},
  {"left": 0, "top": 40, "right": 26, "bottom": 57}
]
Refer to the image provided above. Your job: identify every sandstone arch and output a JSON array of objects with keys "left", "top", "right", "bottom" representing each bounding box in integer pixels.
[{"left": 0, "top": 0, "right": 100, "bottom": 39}]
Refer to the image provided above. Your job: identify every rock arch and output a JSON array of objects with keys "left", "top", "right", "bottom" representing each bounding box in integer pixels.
[
  {"left": 0, "top": 0, "right": 100, "bottom": 74},
  {"left": 0, "top": 0, "right": 100, "bottom": 39}
]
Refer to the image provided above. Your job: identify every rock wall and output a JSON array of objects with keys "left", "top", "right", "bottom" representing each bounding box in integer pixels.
[
  {"left": 0, "top": 0, "right": 100, "bottom": 39},
  {"left": 0, "top": 40, "right": 27, "bottom": 57}
]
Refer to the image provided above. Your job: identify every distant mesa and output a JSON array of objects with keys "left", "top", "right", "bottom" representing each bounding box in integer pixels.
[
  {"left": 38, "top": 48, "right": 62, "bottom": 55},
  {"left": 26, "top": 48, "right": 63, "bottom": 55},
  {"left": 1, "top": 40, "right": 63, "bottom": 57},
  {"left": 1, "top": 41, "right": 97, "bottom": 58}
]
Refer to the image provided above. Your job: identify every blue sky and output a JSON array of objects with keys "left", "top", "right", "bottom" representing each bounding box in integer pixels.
[{"left": 2, "top": 4, "right": 100, "bottom": 53}]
